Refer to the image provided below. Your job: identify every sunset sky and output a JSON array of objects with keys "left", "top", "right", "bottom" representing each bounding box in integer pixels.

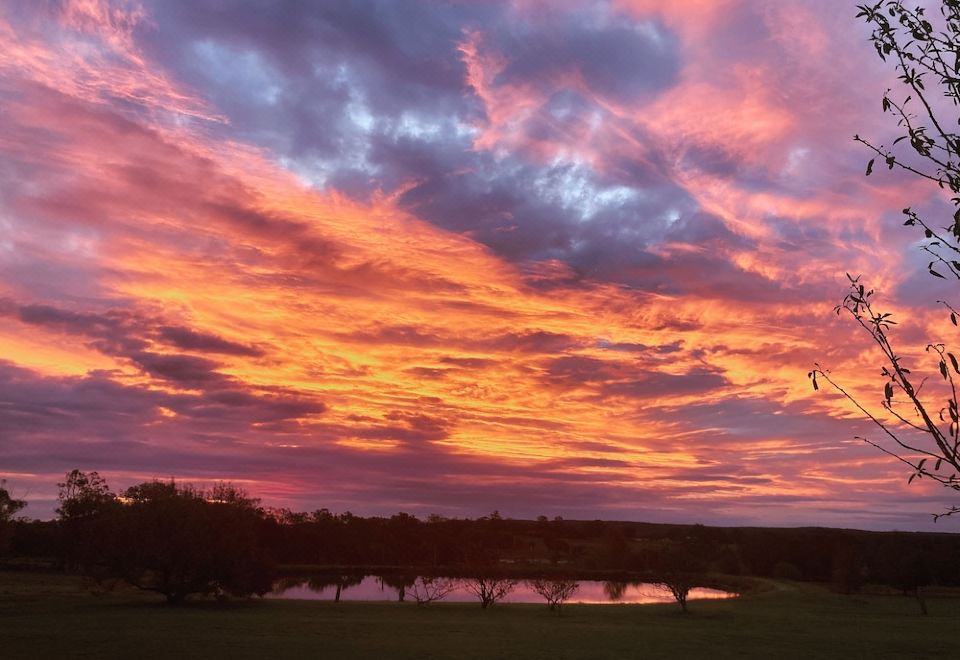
[{"left": 1, "top": 0, "right": 957, "bottom": 529}]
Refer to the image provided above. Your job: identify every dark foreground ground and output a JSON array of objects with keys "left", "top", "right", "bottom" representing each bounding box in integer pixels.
[{"left": 0, "top": 571, "right": 956, "bottom": 659}]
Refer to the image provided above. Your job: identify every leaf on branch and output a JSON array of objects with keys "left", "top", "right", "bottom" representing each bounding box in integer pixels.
[{"left": 866, "top": 158, "right": 875, "bottom": 176}]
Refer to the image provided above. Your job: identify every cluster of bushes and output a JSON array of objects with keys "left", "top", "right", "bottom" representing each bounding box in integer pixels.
[{"left": 49, "top": 471, "right": 272, "bottom": 604}]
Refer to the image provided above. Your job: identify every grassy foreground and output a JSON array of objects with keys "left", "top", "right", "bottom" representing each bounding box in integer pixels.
[{"left": 0, "top": 571, "right": 956, "bottom": 659}]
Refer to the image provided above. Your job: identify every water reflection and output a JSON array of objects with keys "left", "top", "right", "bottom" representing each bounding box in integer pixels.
[
  {"left": 603, "top": 581, "right": 628, "bottom": 601},
  {"left": 267, "top": 575, "right": 735, "bottom": 605}
]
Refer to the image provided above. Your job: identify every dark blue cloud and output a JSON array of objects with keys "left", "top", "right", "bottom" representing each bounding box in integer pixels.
[
  {"left": 131, "top": 0, "right": 714, "bottom": 292},
  {"left": 141, "top": 0, "right": 490, "bottom": 160},
  {"left": 490, "top": 13, "right": 679, "bottom": 103}
]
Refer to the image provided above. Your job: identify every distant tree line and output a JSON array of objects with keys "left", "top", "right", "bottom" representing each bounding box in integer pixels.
[{"left": 3, "top": 471, "right": 960, "bottom": 609}]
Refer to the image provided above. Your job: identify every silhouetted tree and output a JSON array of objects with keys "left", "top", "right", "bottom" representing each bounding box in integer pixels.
[
  {"left": 0, "top": 480, "right": 26, "bottom": 554},
  {"left": 56, "top": 470, "right": 119, "bottom": 570},
  {"left": 603, "top": 580, "right": 627, "bottom": 601},
  {"left": 462, "top": 512, "right": 513, "bottom": 565},
  {"left": 527, "top": 578, "right": 579, "bottom": 611},
  {"left": 119, "top": 480, "right": 272, "bottom": 604},
  {"left": 272, "top": 575, "right": 306, "bottom": 595},
  {"left": 465, "top": 575, "right": 515, "bottom": 609},
  {"left": 310, "top": 572, "right": 363, "bottom": 601},
  {"left": 384, "top": 513, "right": 423, "bottom": 565},
  {"left": 57, "top": 470, "right": 114, "bottom": 520},
  {"left": 660, "top": 577, "right": 696, "bottom": 614},
  {"left": 274, "top": 573, "right": 355, "bottom": 600},
  {"left": 650, "top": 539, "right": 709, "bottom": 614},
  {"left": 57, "top": 472, "right": 272, "bottom": 605},
  {"left": 812, "top": 1, "right": 960, "bottom": 518},
  {"left": 381, "top": 573, "right": 416, "bottom": 602},
  {"left": 409, "top": 576, "right": 460, "bottom": 605},
  {"left": 0, "top": 481, "right": 26, "bottom": 521}
]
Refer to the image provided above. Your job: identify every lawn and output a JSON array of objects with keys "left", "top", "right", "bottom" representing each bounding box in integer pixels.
[{"left": 0, "top": 571, "right": 955, "bottom": 659}]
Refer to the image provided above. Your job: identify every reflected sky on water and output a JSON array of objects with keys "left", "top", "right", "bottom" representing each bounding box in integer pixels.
[{"left": 267, "top": 576, "right": 736, "bottom": 604}]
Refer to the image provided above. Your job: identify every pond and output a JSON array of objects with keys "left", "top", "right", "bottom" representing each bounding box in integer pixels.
[{"left": 267, "top": 575, "right": 736, "bottom": 605}]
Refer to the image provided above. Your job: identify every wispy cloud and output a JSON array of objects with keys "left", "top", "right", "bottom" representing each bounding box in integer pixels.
[{"left": 0, "top": 0, "right": 953, "bottom": 529}]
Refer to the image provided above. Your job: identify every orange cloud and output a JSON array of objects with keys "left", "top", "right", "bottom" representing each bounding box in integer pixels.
[{"left": 0, "top": 0, "right": 954, "bottom": 529}]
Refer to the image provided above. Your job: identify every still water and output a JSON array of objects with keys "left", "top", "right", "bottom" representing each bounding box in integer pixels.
[{"left": 268, "top": 575, "right": 735, "bottom": 604}]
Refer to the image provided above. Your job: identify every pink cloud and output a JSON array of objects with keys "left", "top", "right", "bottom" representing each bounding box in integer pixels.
[{"left": 0, "top": 0, "right": 955, "bottom": 531}]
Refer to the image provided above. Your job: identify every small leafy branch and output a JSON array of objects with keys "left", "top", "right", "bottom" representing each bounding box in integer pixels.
[
  {"left": 813, "top": 2, "right": 960, "bottom": 519},
  {"left": 810, "top": 276, "right": 960, "bottom": 520},
  {"left": 855, "top": 1, "right": 960, "bottom": 281},
  {"left": 855, "top": 1, "right": 960, "bottom": 183}
]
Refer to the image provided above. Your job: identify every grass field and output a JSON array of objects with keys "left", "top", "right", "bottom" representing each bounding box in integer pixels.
[{"left": 0, "top": 571, "right": 956, "bottom": 659}]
